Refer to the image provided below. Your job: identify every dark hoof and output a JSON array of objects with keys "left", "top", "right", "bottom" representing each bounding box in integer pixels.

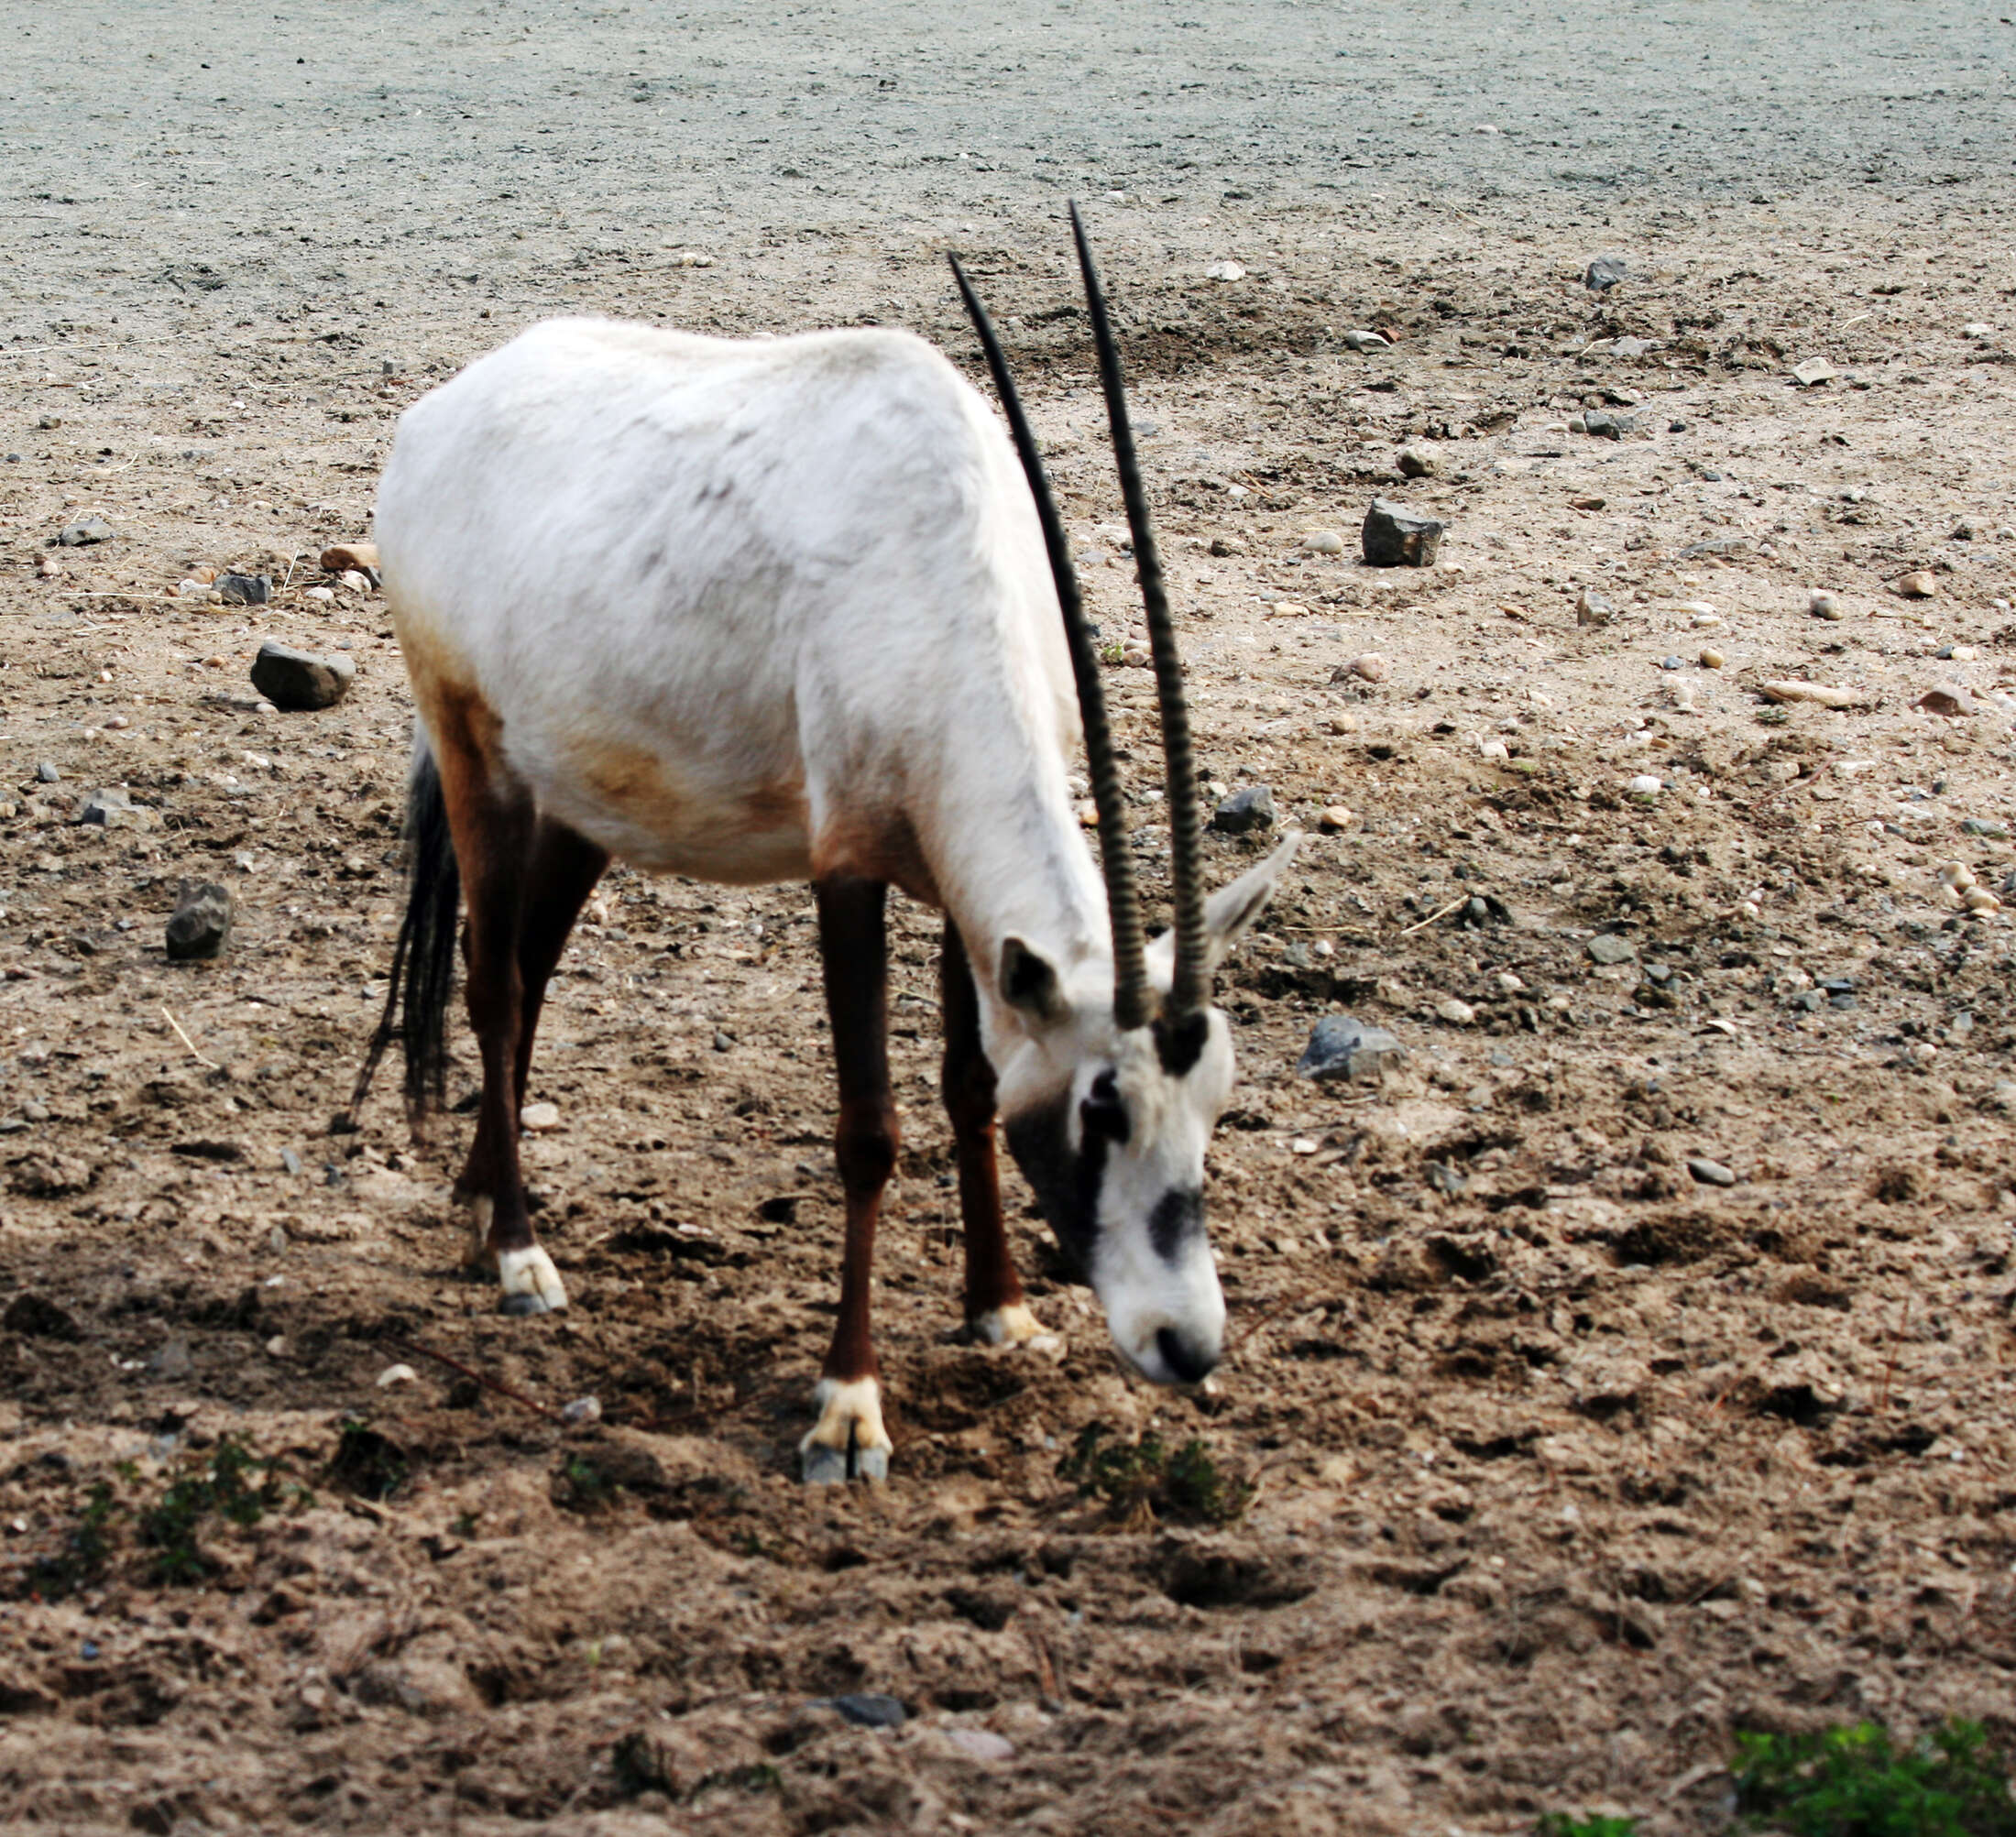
[{"left": 801, "top": 1444, "right": 850, "bottom": 1486}]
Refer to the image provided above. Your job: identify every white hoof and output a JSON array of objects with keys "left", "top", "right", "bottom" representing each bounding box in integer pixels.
[
  {"left": 497, "top": 1244, "right": 567, "bottom": 1316},
  {"left": 973, "top": 1304, "right": 1062, "bottom": 1354},
  {"left": 799, "top": 1376, "right": 892, "bottom": 1484}
]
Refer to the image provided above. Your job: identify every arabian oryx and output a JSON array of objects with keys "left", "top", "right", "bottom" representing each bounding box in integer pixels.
[{"left": 355, "top": 205, "right": 1298, "bottom": 1482}]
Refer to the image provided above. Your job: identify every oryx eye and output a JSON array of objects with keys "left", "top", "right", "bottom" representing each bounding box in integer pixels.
[{"left": 1080, "top": 1069, "right": 1130, "bottom": 1145}]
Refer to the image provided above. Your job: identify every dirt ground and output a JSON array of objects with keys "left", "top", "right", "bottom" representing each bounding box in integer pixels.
[{"left": 2, "top": 4, "right": 2015, "bottom": 1832}]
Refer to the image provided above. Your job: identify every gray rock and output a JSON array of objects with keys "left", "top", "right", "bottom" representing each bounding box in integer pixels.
[
  {"left": 1397, "top": 446, "right": 1440, "bottom": 479},
  {"left": 250, "top": 640, "right": 356, "bottom": 711},
  {"left": 166, "top": 880, "right": 233, "bottom": 961},
  {"left": 1211, "top": 784, "right": 1276, "bottom": 834},
  {"left": 1361, "top": 498, "right": 1445, "bottom": 568},
  {"left": 1686, "top": 1156, "right": 1737, "bottom": 1187},
  {"left": 77, "top": 786, "right": 147, "bottom": 829},
  {"left": 827, "top": 1692, "right": 906, "bottom": 1729},
  {"left": 1298, "top": 1015, "right": 1408, "bottom": 1083},
  {"left": 1584, "top": 257, "right": 1628, "bottom": 291},
  {"left": 1586, "top": 933, "right": 1638, "bottom": 966},
  {"left": 1660, "top": 655, "right": 1684, "bottom": 671},
  {"left": 216, "top": 572, "right": 271, "bottom": 606},
  {"left": 33, "top": 762, "right": 60, "bottom": 784},
  {"left": 56, "top": 516, "right": 114, "bottom": 546},
  {"left": 1581, "top": 410, "right": 1636, "bottom": 440},
  {"left": 1960, "top": 818, "right": 2009, "bottom": 838}
]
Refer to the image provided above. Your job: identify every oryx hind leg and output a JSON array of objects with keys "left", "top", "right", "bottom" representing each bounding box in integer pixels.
[
  {"left": 942, "top": 922, "right": 1056, "bottom": 1352},
  {"left": 426, "top": 687, "right": 565, "bottom": 1316},
  {"left": 801, "top": 877, "right": 898, "bottom": 1483}
]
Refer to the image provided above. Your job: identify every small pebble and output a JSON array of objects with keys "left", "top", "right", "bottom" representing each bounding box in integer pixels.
[
  {"left": 1586, "top": 934, "right": 1638, "bottom": 966},
  {"left": 1347, "top": 652, "right": 1386, "bottom": 683},
  {"left": 561, "top": 1395, "right": 603, "bottom": 1425},
  {"left": 166, "top": 880, "right": 233, "bottom": 961},
  {"left": 520, "top": 1100, "right": 562, "bottom": 1132},
  {"left": 1397, "top": 447, "right": 1440, "bottom": 479},
  {"left": 376, "top": 1363, "right": 418, "bottom": 1388},
  {"left": 56, "top": 516, "right": 115, "bottom": 546},
  {"left": 1204, "top": 260, "right": 1246, "bottom": 282},
  {"left": 1318, "top": 804, "right": 1353, "bottom": 832},
  {"left": 944, "top": 1728, "right": 1016, "bottom": 1763},
  {"left": 34, "top": 762, "right": 60, "bottom": 784},
  {"left": 828, "top": 1693, "right": 907, "bottom": 1730},
  {"left": 1576, "top": 587, "right": 1613, "bottom": 627},
  {"left": 1699, "top": 647, "right": 1726, "bottom": 669},
  {"left": 1790, "top": 357, "right": 1835, "bottom": 387},
  {"left": 1660, "top": 655, "right": 1684, "bottom": 671},
  {"left": 1300, "top": 530, "right": 1345, "bottom": 555},
  {"left": 1361, "top": 498, "right": 1443, "bottom": 568},
  {"left": 1808, "top": 590, "right": 1844, "bottom": 619},
  {"left": 1627, "top": 774, "right": 1662, "bottom": 796},
  {"left": 1894, "top": 570, "right": 1938, "bottom": 599},
  {"left": 1584, "top": 256, "right": 1627, "bottom": 291},
  {"left": 1435, "top": 996, "right": 1476, "bottom": 1026},
  {"left": 1686, "top": 1157, "right": 1737, "bottom": 1187}
]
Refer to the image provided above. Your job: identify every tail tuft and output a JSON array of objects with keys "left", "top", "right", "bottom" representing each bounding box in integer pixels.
[{"left": 350, "top": 727, "right": 461, "bottom": 1124}]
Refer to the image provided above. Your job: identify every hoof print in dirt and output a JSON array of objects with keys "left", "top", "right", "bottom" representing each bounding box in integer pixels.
[
  {"left": 166, "top": 880, "right": 234, "bottom": 960},
  {"left": 216, "top": 572, "right": 271, "bottom": 606},
  {"left": 1298, "top": 1015, "right": 1407, "bottom": 1084},
  {"left": 1361, "top": 498, "right": 1444, "bottom": 567},
  {"left": 1211, "top": 784, "right": 1276, "bottom": 834},
  {"left": 249, "top": 640, "right": 356, "bottom": 711}
]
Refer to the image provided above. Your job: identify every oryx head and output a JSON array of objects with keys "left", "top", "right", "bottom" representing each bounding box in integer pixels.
[{"left": 952, "top": 208, "right": 1298, "bottom": 1388}]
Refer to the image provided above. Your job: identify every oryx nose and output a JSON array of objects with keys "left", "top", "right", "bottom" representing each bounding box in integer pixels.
[{"left": 1155, "top": 1325, "right": 1220, "bottom": 1385}]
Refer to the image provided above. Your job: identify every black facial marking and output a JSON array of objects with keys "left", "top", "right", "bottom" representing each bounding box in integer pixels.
[
  {"left": 1153, "top": 1011, "right": 1210, "bottom": 1079},
  {"left": 1079, "top": 1068, "right": 1130, "bottom": 1144},
  {"left": 1147, "top": 1186, "right": 1203, "bottom": 1264},
  {"left": 1004, "top": 1090, "right": 1111, "bottom": 1272}
]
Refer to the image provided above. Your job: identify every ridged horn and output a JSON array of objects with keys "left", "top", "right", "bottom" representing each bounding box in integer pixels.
[
  {"left": 948, "top": 252, "right": 1154, "bottom": 1033},
  {"left": 1068, "top": 202, "right": 1210, "bottom": 1022}
]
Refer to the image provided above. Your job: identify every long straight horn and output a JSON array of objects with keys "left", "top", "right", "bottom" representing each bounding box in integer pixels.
[
  {"left": 948, "top": 253, "right": 1153, "bottom": 1033},
  {"left": 1068, "top": 202, "right": 1209, "bottom": 1022}
]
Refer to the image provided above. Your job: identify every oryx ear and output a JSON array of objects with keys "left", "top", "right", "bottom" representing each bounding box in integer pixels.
[
  {"left": 1000, "top": 935, "right": 1070, "bottom": 1026},
  {"left": 1199, "top": 831, "right": 1300, "bottom": 971},
  {"left": 1145, "top": 833, "right": 1300, "bottom": 987}
]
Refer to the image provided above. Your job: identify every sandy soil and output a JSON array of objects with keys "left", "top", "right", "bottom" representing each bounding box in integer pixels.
[{"left": 1, "top": 4, "right": 2015, "bottom": 1832}]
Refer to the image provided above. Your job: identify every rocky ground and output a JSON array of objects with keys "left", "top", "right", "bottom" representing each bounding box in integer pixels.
[{"left": 1, "top": 4, "right": 2014, "bottom": 1832}]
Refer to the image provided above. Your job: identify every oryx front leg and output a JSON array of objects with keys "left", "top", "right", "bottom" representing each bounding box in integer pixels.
[
  {"left": 428, "top": 687, "right": 566, "bottom": 1317},
  {"left": 801, "top": 878, "right": 899, "bottom": 1483},
  {"left": 943, "top": 923, "right": 1057, "bottom": 1354}
]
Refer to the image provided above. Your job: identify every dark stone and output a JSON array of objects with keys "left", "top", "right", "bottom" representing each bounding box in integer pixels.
[
  {"left": 1361, "top": 498, "right": 1444, "bottom": 568},
  {"left": 1668, "top": 419, "right": 1689, "bottom": 432},
  {"left": 1960, "top": 818, "right": 2008, "bottom": 837},
  {"left": 166, "top": 880, "right": 233, "bottom": 961},
  {"left": 1581, "top": 410, "right": 1636, "bottom": 440},
  {"left": 1298, "top": 1015, "right": 1408, "bottom": 1083},
  {"left": 250, "top": 640, "right": 356, "bottom": 711},
  {"left": 1584, "top": 257, "right": 1628, "bottom": 290},
  {"left": 1211, "top": 784, "right": 1276, "bottom": 834},
  {"left": 827, "top": 1692, "right": 906, "bottom": 1729},
  {"left": 56, "top": 516, "right": 114, "bottom": 546},
  {"left": 216, "top": 572, "right": 271, "bottom": 606}
]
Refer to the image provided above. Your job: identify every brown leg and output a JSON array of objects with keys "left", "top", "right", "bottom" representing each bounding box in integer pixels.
[
  {"left": 453, "top": 815, "right": 608, "bottom": 1266},
  {"left": 511, "top": 816, "right": 609, "bottom": 1103},
  {"left": 427, "top": 693, "right": 564, "bottom": 1316},
  {"left": 942, "top": 921, "right": 1046, "bottom": 1342},
  {"left": 800, "top": 877, "right": 898, "bottom": 1483}
]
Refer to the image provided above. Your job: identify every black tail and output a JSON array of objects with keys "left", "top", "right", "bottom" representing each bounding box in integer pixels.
[{"left": 349, "top": 727, "right": 462, "bottom": 1124}]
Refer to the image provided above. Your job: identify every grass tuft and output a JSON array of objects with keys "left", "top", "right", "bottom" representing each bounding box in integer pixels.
[{"left": 1734, "top": 1720, "right": 2016, "bottom": 1837}]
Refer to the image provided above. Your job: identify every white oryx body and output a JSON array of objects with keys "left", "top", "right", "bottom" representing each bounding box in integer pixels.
[{"left": 368, "top": 278, "right": 1293, "bottom": 1481}]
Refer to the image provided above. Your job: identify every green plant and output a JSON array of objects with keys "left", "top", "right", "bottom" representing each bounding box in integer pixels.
[
  {"left": 1735, "top": 1720, "right": 2016, "bottom": 1837},
  {"left": 137, "top": 1437, "right": 291, "bottom": 1583},
  {"left": 1058, "top": 1426, "right": 1251, "bottom": 1527},
  {"left": 1536, "top": 1816, "right": 1638, "bottom": 1837},
  {"left": 31, "top": 1479, "right": 123, "bottom": 1598}
]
